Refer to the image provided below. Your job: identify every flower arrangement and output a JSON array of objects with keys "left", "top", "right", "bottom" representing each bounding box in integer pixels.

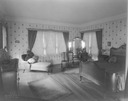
[{"left": 77, "top": 48, "right": 89, "bottom": 62}]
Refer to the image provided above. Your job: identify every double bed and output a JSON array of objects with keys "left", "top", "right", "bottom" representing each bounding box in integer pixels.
[{"left": 80, "top": 44, "right": 126, "bottom": 92}]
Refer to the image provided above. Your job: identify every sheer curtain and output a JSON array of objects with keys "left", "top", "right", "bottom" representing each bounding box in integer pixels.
[
  {"left": 83, "top": 31, "right": 99, "bottom": 61},
  {"left": 0, "top": 24, "right": 7, "bottom": 49},
  {"left": 32, "top": 30, "right": 66, "bottom": 56},
  {"left": 0, "top": 23, "right": 3, "bottom": 49},
  {"left": 2, "top": 26, "right": 7, "bottom": 49},
  {"left": 32, "top": 31, "right": 44, "bottom": 56}
]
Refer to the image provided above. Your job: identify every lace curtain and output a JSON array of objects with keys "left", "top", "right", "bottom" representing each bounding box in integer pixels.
[
  {"left": 32, "top": 31, "right": 66, "bottom": 56},
  {"left": 83, "top": 31, "right": 99, "bottom": 61},
  {"left": 0, "top": 24, "right": 7, "bottom": 49}
]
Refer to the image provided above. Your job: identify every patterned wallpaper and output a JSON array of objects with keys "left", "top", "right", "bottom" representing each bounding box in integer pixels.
[
  {"left": 7, "top": 21, "right": 80, "bottom": 67},
  {"left": 80, "top": 17, "right": 127, "bottom": 50},
  {"left": 6, "top": 17, "right": 127, "bottom": 67}
]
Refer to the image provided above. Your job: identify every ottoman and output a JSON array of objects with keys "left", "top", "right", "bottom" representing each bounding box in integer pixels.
[{"left": 30, "top": 62, "right": 52, "bottom": 73}]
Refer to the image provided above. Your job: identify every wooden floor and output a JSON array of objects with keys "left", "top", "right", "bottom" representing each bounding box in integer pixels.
[{"left": 0, "top": 64, "right": 125, "bottom": 101}]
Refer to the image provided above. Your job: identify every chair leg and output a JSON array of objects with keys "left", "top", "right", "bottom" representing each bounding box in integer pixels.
[
  {"left": 61, "top": 62, "right": 67, "bottom": 71},
  {"left": 80, "top": 76, "right": 82, "bottom": 81},
  {"left": 29, "top": 64, "right": 31, "bottom": 71},
  {"left": 23, "top": 69, "right": 25, "bottom": 73}
]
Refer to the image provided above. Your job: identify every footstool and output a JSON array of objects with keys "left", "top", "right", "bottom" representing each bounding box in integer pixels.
[{"left": 30, "top": 62, "right": 52, "bottom": 73}]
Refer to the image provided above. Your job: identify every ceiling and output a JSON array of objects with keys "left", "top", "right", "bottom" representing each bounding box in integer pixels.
[{"left": 0, "top": 0, "right": 127, "bottom": 25}]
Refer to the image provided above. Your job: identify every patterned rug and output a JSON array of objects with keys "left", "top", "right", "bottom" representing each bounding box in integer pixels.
[
  {"left": 28, "top": 73, "right": 120, "bottom": 101},
  {"left": 28, "top": 75, "right": 72, "bottom": 101}
]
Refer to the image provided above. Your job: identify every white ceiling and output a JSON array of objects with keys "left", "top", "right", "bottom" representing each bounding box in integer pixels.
[{"left": 0, "top": 0, "right": 127, "bottom": 25}]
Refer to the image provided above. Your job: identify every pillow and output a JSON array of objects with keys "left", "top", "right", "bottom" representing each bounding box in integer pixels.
[
  {"left": 25, "top": 51, "right": 34, "bottom": 61},
  {"left": 108, "top": 56, "right": 117, "bottom": 63},
  {"left": 27, "top": 58, "right": 36, "bottom": 64},
  {"left": 32, "top": 56, "right": 39, "bottom": 62}
]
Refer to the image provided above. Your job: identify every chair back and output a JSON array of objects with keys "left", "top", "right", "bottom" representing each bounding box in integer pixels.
[
  {"left": 68, "top": 52, "right": 73, "bottom": 61},
  {"left": 61, "top": 52, "right": 68, "bottom": 61}
]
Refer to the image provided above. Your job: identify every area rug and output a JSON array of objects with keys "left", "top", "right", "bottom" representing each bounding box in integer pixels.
[{"left": 28, "top": 76, "right": 72, "bottom": 101}]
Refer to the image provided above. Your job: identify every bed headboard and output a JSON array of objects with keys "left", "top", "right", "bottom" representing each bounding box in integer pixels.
[{"left": 110, "top": 44, "right": 126, "bottom": 56}]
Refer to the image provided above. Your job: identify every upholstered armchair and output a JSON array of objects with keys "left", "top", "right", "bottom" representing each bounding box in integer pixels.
[{"left": 0, "top": 49, "right": 19, "bottom": 72}]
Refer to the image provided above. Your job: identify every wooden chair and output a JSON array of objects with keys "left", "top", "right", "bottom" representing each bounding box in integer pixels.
[
  {"left": 67, "top": 52, "right": 74, "bottom": 67},
  {"left": 61, "top": 52, "right": 68, "bottom": 71}
]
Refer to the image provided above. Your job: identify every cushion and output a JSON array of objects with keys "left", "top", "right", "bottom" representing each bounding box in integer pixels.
[
  {"left": 31, "top": 62, "right": 51, "bottom": 71},
  {"left": 25, "top": 50, "right": 34, "bottom": 61},
  {"left": 108, "top": 56, "right": 117, "bottom": 63},
  {"left": 28, "top": 58, "right": 36, "bottom": 64},
  {"left": 32, "top": 56, "right": 39, "bottom": 62}
]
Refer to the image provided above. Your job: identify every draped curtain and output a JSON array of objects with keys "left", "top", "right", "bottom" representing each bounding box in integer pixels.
[
  {"left": 96, "top": 30, "right": 102, "bottom": 57},
  {"left": 63, "top": 32, "right": 69, "bottom": 60},
  {"left": 32, "top": 31, "right": 45, "bottom": 56},
  {"left": 83, "top": 32, "right": 90, "bottom": 54},
  {"left": 83, "top": 31, "right": 99, "bottom": 61},
  {"left": 81, "top": 32, "right": 84, "bottom": 40},
  {"left": 63, "top": 32, "right": 69, "bottom": 52},
  {"left": 0, "top": 23, "right": 8, "bottom": 50},
  {"left": 2, "top": 25, "right": 7, "bottom": 49},
  {"left": 32, "top": 30, "right": 66, "bottom": 56},
  {"left": 45, "top": 31, "right": 56, "bottom": 54},
  {"left": 28, "top": 30, "right": 37, "bottom": 51},
  {"left": 0, "top": 23, "right": 2, "bottom": 49}
]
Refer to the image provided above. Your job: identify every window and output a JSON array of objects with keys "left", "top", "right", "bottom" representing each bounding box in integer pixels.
[
  {"left": 32, "top": 31, "right": 66, "bottom": 56},
  {"left": 0, "top": 24, "right": 7, "bottom": 49},
  {"left": 83, "top": 31, "right": 99, "bottom": 61}
]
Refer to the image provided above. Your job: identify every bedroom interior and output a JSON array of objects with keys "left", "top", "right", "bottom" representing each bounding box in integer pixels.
[{"left": 0, "top": 0, "right": 128, "bottom": 101}]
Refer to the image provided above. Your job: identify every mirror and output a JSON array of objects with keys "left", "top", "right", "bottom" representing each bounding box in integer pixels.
[{"left": 68, "top": 37, "right": 85, "bottom": 56}]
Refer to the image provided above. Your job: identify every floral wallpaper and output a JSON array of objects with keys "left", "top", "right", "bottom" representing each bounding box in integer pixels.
[
  {"left": 80, "top": 18, "right": 127, "bottom": 50},
  {"left": 7, "top": 21, "right": 80, "bottom": 67},
  {"left": 6, "top": 17, "right": 127, "bottom": 67}
]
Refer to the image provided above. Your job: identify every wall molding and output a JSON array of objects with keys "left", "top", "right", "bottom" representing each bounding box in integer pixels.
[
  {"left": 80, "top": 13, "right": 127, "bottom": 28},
  {"left": 6, "top": 13, "right": 127, "bottom": 29},
  {"left": 6, "top": 16, "right": 80, "bottom": 28}
]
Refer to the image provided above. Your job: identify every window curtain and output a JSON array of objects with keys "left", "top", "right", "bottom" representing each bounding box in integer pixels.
[
  {"left": 32, "top": 31, "right": 45, "bottom": 56},
  {"left": 28, "top": 30, "right": 37, "bottom": 51},
  {"left": 96, "top": 30, "right": 102, "bottom": 57},
  {"left": 44, "top": 31, "right": 66, "bottom": 55},
  {"left": 32, "top": 30, "right": 66, "bottom": 56},
  {"left": 45, "top": 31, "right": 56, "bottom": 54},
  {"left": 56, "top": 32, "right": 66, "bottom": 53},
  {"left": 2, "top": 25, "right": 8, "bottom": 49},
  {"left": 83, "top": 32, "right": 90, "bottom": 54},
  {"left": 81, "top": 32, "right": 84, "bottom": 40},
  {"left": 63, "top": 32, "right": 69, "bottom": 52},
  {"left": 0, "top": 23, "right": 2, "bottom": 49},
  {"left": 83, "top": 31, "right": 99, "bottom": 61},
  {"left": 91, "top": 32, "right": 99, "bottom": 61}
]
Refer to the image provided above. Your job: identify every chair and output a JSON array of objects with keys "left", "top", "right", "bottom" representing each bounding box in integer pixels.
[
  {"left": 61, "top": 52, "right": 68, "bottom": 71},
  {"left": 73, "top": 54, "right": 80, "bottom": 66},
  {"left": 67, "top": 52, "right": 74, "bottom": 67}
]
